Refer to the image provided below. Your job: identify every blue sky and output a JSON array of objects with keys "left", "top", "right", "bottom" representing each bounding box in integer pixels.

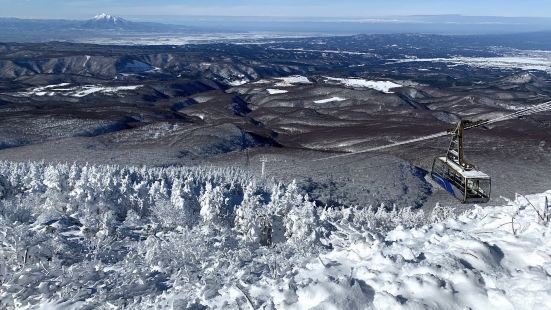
[{"left": 1, "top": 0, "right": 551, "bottom": 19}]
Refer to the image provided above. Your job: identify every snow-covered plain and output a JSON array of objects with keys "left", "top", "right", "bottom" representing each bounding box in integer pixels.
[
  {"left": 10, "top": 84, "right": 143, "bottom": 97},
  {"left": 395, "top": 51, "right": 551, "bottom": 73},
  {"left": 81, "top": 32, "right": 323, "bottom": 46},
  {"left": 272, "top": 47, "right": 377, "bottom": 56},
  {"left": 0, "top": 161, "right": 549, "bottom": 309},
  {"left": 324, "top": 77, "right": 402, "bottom": 93}
]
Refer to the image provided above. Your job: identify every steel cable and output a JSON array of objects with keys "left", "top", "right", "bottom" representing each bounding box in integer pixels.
[{"left": 315, "top": 100, "right": 551, "bottom": 161}]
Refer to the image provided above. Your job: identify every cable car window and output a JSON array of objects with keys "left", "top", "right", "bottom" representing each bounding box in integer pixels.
[
  {"left": 479, "top": 179, "right": 491, "bottom": 196},
  {"left": 466, "top": 178, "right": 491, "bottom": 199},
  {"left": 447, "top": 168, "right": 464, "bottom": 191}
]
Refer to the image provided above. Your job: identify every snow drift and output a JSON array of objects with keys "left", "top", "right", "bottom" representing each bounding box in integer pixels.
[{"left": 0, "top": 161, "right": 549, "bottom": 309}]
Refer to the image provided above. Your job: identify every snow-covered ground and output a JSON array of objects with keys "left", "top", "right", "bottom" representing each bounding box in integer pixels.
[
  {"left": 203, "top": 191, "right": 551, "bottom": 310},
  {"left": 270, "top": 193, "right": 551, "bottom": 309},
  {"left": 228, "top": 79, "right": 250, "bottom": 86},
  {"left": 324, "top": 77, "right": 402, "bottom": 93},
  {"left": 272, "top": 47, "right": 377, "bottom": 56},
  {"left": 0, "top": 161, "right": 549, "bottom": 309},
  {"left": 314, "top": 96, "right": 347, "bottom": 104},
  {"left": 274, "top": 75, "right": 313, "bottom": 87},
  {"left": 267, "top": 88, "right": 289, "bottom": 95},
  {"left": 81, "top": 32, "right": 325, "bottom": 46},
  {"left": 394, "top": 51, "right": 551, "bottom": 73},
  {"left": 9, "top": 84, "right": 143, "bottom": 97}
]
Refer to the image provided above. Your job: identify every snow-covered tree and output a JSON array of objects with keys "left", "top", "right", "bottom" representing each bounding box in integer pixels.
[
  {"left": 235, "top": 182, "right": 272, "bottom": 245},
  {"left": 199, "top": 182, "right": 229, "bottom": 227}
]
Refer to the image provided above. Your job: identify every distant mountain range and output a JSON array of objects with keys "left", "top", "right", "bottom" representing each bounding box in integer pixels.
[
  {"left": 80, "top": 13, "right": 202, "bottom": 32},
  {"left": 1, "top": 14, "right": 551, "bottom": 44},
  {"left": 0, "top": 13, "right": 207, "bottom": 42},
  {"left": 2, "top": 13, "right": 203, "bottom": 31}
]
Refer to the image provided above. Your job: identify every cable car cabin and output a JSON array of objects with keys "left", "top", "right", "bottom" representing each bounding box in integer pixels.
[{"left": 431, "top": 157, "right": 491, "bottom": 203}]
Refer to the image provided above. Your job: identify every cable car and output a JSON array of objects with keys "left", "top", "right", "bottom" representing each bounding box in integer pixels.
[{"left": 431, "top": 120, "right": 491, "bottom": 203}]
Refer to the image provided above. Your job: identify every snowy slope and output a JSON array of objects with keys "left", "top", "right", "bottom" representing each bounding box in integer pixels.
[
  {"left": 395, "top": 52, "right": 551, "bottom": 73},
  {"left": 314, "top": 96, "right": 347, "bottom": 104},
  {"left": 193, "top": 192, "right": 551, "bottom": 309},
  {"left": 0, "top": 161, "right": 549, "bottom": 309},
  {"left": 92, "top": 13, "right": 126, "bottom": 25},
  {"left": 324, "top": 77, "right": 402, "bottom": 93},
  {"left": 274, "top": 75, "right": 313, "bottom": 87},
  {"left": 82, "top": 13, "right": 132, "bottom": 30},
  {"left": 273, "top": 193, "right": 551, "bottom": 309},
  {"left": 267, "top": 88, "right": 289, "bottom": 95},
  {"left": 11, "top": 84, "right": 143, "bottom": 97}
]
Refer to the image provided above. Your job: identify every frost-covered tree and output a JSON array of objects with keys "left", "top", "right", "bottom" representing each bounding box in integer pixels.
[
  {"left": 284, "top": 196, "right": 320, "bottom": 246},
  {"left": 430, "top": 203, "right": 457, "bottom": 223},
  {"left": 235, "top": 182, "right": 272, "bottom": 245},
  {"left": 199, "top": 182, "right": 229, "bottom": 227},
  {"left": 43, "top": 165, "right": 64, "bottom": 192},
  {"left": 2, "top": 160, "right": 408, "bottom": 309}
]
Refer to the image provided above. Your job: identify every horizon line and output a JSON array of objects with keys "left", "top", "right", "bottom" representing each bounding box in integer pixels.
[{"left": 2, "top": 14, "right": 551, "bottom": 21}]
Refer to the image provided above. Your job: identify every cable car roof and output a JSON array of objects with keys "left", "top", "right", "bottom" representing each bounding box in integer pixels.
[{"left": 437, "top": 157, "right": 490, "bottom": 179}]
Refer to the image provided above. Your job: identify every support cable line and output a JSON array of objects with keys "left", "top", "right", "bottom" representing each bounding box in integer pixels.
[
  {"left": 314, "top": 131, "right": 450, "bottom": 161},
  {"left": 315, "top": 100, "right": 551, "bottom": 162},
  {"left": 466, "top": 101, "right": 551, "bottom": 128}
]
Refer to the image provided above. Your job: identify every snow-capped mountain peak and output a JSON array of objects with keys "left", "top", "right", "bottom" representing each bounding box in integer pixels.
[
  {"left": 94, "top": 13, "right": 110, "bottom": 19},
  {"left": 83, "top": 13, "right": 130, "bottom": 29},
  {"left": 92, "top": 13, "right": 125, "bottom": 24}
]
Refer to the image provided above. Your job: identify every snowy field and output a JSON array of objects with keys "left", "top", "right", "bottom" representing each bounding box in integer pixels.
[
  {"left": 324, "top": 77, "right": 402, "bottom": 93},
  {"left": 394, "top": 51, "right": 551, "bottom": 73},
  {"left": 274, "top": 75, "right": 313, "bottom": 87},
  {"left": 80, "top": 32, "right": 324, "bottom": 46},
  {"left": 9, "top": 84, "right": 143, "bottom": 97},
  {"left": 0, "top": 161, "right": 550, "bottom": 309},
  {"left": 271, "top": 47, "right": 377, "bottom": 56}
]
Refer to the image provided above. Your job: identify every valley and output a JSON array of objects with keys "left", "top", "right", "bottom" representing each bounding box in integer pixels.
[{"left": 0, "top": 34, "right": 550, "bottom": 208}]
